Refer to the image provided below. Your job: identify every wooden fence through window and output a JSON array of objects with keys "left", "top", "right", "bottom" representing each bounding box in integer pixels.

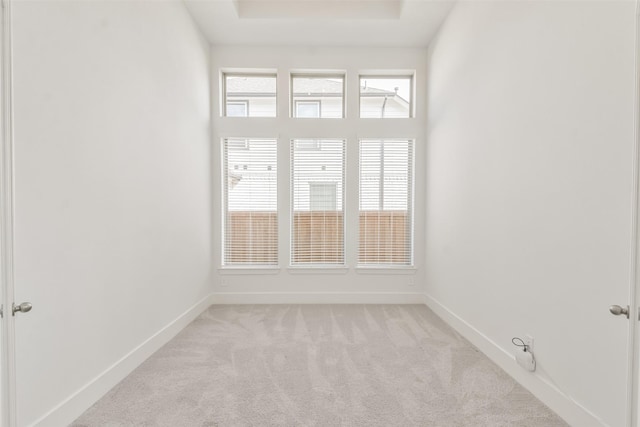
[{"left": 225, "top": 211, "right": 409, "bottom": 265}]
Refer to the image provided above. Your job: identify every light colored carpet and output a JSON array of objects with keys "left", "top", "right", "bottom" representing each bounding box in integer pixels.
[{"left": 72, "top": 305, "right": 567, "bottom": 426}]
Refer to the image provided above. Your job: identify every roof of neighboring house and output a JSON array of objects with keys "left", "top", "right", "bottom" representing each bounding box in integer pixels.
[
  {"left": 226, "top": 76, "right": 277, "bottom": 95},
  {"left": 360, "top": 86, "right": 395, "bottom": 96},
  {"left": 292, "top": 78, "right": 344, "bottom": 96}
]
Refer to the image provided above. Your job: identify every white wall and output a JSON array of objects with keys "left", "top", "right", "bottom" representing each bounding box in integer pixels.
[
  {"left": 425, "top": 1, "right": 636, "bottom": 426},
  {"left": 211, "top": 46, "right": 426, "bottom": 302},
  {"left": 10, "top": 1, "right": 211, "bottom": 425}
]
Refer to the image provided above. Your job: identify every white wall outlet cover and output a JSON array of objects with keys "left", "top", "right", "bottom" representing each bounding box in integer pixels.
[
  {"left": 516, "top": 349, "right": 536, "bottom": 372},
  {"left": 524, "top": 334, "right": 534, "bottom": 352}
]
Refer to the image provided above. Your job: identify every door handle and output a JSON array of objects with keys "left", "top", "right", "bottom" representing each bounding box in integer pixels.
[
  {"left": 609, "top": 304, "right": 629, "bottom": 319},
  {"left": 12, "top": 302, "right": 32, "bottom": 316}
]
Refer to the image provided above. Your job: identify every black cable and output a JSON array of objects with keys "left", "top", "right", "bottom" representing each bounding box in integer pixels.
[{"left": 512, "top": 337, "right": 529, "bottom": 352}]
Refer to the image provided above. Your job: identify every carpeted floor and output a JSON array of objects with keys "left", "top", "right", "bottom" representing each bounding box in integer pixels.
[{"left": 72, "top": 305, "right": 568, "bottom": 426}]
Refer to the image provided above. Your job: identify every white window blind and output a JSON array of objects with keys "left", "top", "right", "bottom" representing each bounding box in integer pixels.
[
  {"left": 223, "top": 138, "right": 278, "bottom": 265},
  {"left": 291, "top": 139, "right": 345, "bottom": 265},
  {"left": 359, "top": 139, "right": 413, "bottom": 265}
]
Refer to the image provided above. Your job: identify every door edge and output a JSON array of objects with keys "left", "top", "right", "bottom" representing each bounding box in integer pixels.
[
  {"left": 629, "top": 1, "right": 640, "bottom": 426},
  {"left": 0, "top": 0, "right": 16, "bottom": 425}
]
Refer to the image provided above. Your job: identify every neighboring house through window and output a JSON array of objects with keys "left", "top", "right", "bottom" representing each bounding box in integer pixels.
[
  {"left": 291, "top": 74, "right": 344, "bottom": 118},
  {"left": 291, "top": 139, "right": 345, "bottom": 265},
  {"left": 223, "top": 73, "right": 277, "bottom": 117},
  {"left": 223, "top": 138, "right": 278, "bottom": 266},
  {"left": 359, "top": 139, "right": 414, "bottom": 265},
  {"left": 226, "top": 101, "right": 248, "bottom": 117},
  {"left": 295, "top": 100, "right": 321, "bottom": 118},
  {"left": 360, "top": 76, "right": 413, "bottom": 118}
]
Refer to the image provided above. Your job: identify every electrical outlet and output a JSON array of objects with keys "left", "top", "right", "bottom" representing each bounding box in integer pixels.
[
  {"left": 220, "top": 279, "right": 228, "bottom": 288},
  {"left": 524, "top": 334, "right": 534, "bottom": 352},
  {"left": 408, "top": 278, "right": 415, "bottom": 287}
]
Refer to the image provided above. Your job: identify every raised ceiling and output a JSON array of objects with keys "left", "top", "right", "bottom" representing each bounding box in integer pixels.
[{"left": 183, "top": 0, "right": 456, "bottom": 47}]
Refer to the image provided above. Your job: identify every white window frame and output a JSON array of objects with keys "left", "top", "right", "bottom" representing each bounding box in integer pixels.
[{"left": 216, "top": 65, "right": 420, "bottom": 273}]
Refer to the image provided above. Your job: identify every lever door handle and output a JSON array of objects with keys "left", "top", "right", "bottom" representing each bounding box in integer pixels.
[
  {"left": 609, "top": 304, "right": 629, "bottom": 318},
  {"left": 12, "top": 302, "right": 32, "bottom": 315}
]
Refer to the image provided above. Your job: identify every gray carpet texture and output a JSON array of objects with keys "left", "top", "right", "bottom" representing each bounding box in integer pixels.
[{"left": 72, "top": 305, "right": 568, "bottom": 426}]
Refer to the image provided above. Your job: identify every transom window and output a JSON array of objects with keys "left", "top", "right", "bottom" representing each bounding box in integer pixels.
[
  {"left": 291, "top": 74, "right": 345, "bottom": 118},
  {"left": 360, "top": 75, "right": 413, "bottom": 118},
  {"left": 223, "top": 73, "right": 277, "bottom": 117}
]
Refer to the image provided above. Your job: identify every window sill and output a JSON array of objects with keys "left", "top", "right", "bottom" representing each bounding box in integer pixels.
[
  {"left": 287, "top": 266, "right": 350, "bottom": 274},
  {"left": 218, "top": 267, "right": 281, "bottom": 275},
  {"left": 355, "top": 266, "right": 416, "bottom": 275}
]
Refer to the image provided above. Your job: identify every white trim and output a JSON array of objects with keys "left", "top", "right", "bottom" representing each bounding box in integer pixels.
[
  {"left": 287, "top": 266, "right": 349, "bottom": 274},
  {"left": 211, "top": 292, "right": 424, "bottom": 305},
  {"left": 211, "top": 292, "right": 424, "bottom": 304},
  {"left": 218, "top": 267, "right": 281, "bottom": 275},
  {"left": 423, "top": 293, "right": 607, "bottom": 427},
  {"left": 28, "top": 294, "right": 214, "bottom": 427},
  {"left": 0, "top": 0, "right": 16, "bottom": 424},
  {"left": 355, "top": 267, "right": 416, "bottom": 275}
]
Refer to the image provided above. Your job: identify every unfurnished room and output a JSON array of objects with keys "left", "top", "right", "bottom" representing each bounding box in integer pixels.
[{"left": 0, "top": 0, "right": 639, "bottom": 426}]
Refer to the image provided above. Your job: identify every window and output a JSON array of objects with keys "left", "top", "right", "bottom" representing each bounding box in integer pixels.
[
  {"left": 359, "top": 139, "right": 414, "bottom": 265},
  {"left": 360, "top": 76, "right": 413, "bottom": 118},
  {"left": 223, "top": 138, "right": 278, "bottom": 265},
  {"left": 295, "top": 101, "right": 321, "bottom": 118},
  {"left": 292, "top": 74, "right": 345, "bottom": 118},
  {"left": 223, "top": 73, "right": 277, "bottom": 117},
  {"left": 309, "top": 182, "right": 337, "bottom": 211},
  {"left": 219, "top": 68, "right": 418, "bottom": 270},
  {"left": 226, "top": 101, "right": 248, "bottom": 117},
  {"left": 291, "top": 139, "right": 345, "bottom": 265}
]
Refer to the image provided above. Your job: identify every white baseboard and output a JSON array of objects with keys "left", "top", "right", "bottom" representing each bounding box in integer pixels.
[
  {"left": 422, "top": 293, "right": 606, "bottom": 427},
  {"left": 211, "top": 292, "right": 425, "bottom": 305},
  {"left": 30, "top": 293, "right": 214, "bottom": 427}
]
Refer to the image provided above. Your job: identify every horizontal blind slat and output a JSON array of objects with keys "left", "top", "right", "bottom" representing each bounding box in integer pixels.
[
  {"left": 223, "top": 138, "right": 278, "bottom": 266},
  {"left": 359, "top": 139, "right": 413, "bottom": 266},
  {"left": 291, "top": 139, "right": 345, "bottom": 265}
]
